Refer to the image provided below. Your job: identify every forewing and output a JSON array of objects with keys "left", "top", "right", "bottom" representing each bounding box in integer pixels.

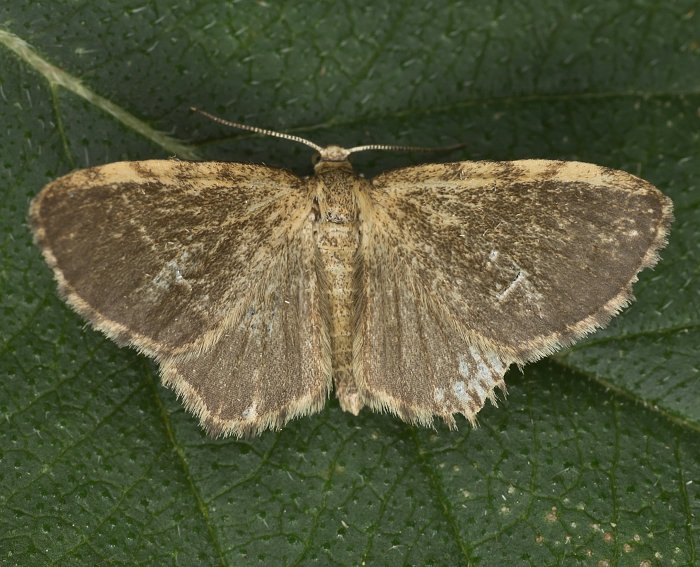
[
  {"left": 32, "top": 159, "right": 332, "bottom": 437},
  {"left": 354, "top": 160, "right": 671, "bottom": 427},
  {"left": 367, "top": 160, "right": 673, "bottom": 362},
  {"left": 30, "top": 160, "right": 312, "bottom": 357}
]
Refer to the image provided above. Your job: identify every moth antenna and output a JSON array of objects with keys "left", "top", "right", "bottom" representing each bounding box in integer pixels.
[
  {"left": 191, "top": 107, "right": 464, "bottom": 157},
  {"left": 191, "top": 107, "right": 323, "bottom": 152},
  {"left": 347, "top": 142, "right": 466, "bottom": 156}
]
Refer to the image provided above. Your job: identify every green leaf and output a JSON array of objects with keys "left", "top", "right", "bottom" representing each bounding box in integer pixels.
[{"left": 1, "top": 1, "right": 698, "bottom": 564}]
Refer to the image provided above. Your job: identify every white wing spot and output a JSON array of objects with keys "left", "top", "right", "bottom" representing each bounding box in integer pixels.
[
  {"left": 458, "top": 354, "right": 470, "bottom": 378},
  {"left": 489, "top": 249, "right": 499, "bottom": 261},
  {"left": 473, "top": 380, "right": 487, "bottom": 404},
  {"left": 152, "top": 251, "right": 192, "bottom": 290},
  {"left": 453, "top": 381, "right": 469, "bottom": 404},
  {"left": 469, "top": 346, "right": 493, "bottom": 383},
  {"left": 169, "top": 260, "right": 184, "bottom": 283},
  {"left": 434, "top": 387, "right": 445, "bottom": 403},
  {"left": 242, "top": 401, "right": 258, "bottom": 420},
  {"left": 484, "top": 351, "right": 507, "bottom": 374},
  {"left": 496, "top": 270, "right": 526, "bottom": 302}
]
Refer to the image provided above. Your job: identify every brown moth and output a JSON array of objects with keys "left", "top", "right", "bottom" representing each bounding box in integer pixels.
[{"left": 30, "top": 114, "right": 673, "bottom": 437}]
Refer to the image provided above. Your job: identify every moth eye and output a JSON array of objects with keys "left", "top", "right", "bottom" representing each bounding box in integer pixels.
[{"left": 311, "top": 153, "right": 321, "bottom": 165}]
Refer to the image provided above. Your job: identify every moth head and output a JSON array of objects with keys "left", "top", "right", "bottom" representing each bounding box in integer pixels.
[{"left": 313, "top": 146, "right": 354, "bottom": 172}]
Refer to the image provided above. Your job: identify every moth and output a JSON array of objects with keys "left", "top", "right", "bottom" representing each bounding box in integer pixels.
[{"left": 30, "top": 112, "right": 673, "bottom": 437}]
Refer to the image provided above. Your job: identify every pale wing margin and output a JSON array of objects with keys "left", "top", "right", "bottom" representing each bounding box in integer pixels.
[{"left": 366, "top": 160, "right": 673, "bottom": 364}]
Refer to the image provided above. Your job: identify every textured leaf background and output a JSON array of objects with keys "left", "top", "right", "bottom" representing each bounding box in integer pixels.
[{"left": 1, "top": 1, "right": 698, "bottom": 565}]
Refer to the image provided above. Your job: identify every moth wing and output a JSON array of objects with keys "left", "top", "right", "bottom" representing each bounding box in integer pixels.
[
  {"left": 161, "top": 217, "right": 331, "bottom": 437},
  {"left": 31, "top": 160, "right": 332, "bottom": 436},
  {"left": 355, "top": 160, "right": 672, "bottom": 426},
  {"left": 354, "top": 245, "right": 510, "bottom": 427}
]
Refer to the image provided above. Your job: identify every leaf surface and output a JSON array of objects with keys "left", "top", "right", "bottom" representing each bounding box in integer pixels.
[{"left": 1, "top": 1, "right": 698, "bottom": 564}]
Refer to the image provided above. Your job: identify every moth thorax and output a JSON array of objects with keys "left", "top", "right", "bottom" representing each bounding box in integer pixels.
[{"left": 316, "top": 171, "right": 360, "bottom": 225}]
